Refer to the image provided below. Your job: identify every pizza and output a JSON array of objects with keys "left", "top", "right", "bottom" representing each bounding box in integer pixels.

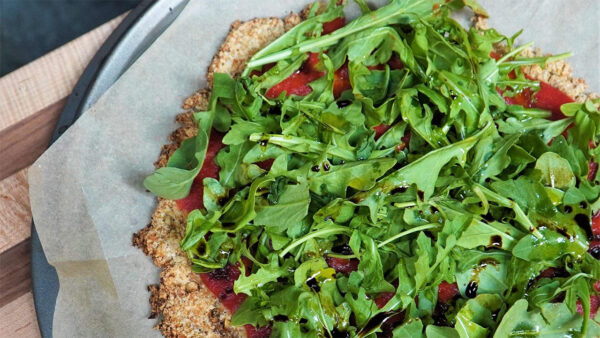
[{"left": 134, "top": 1, "right": 600, "bottom": 337}]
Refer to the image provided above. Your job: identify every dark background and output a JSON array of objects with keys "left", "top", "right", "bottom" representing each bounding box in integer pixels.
[{"left": 0, "top": 0, "right": 143, "bottom": 76}]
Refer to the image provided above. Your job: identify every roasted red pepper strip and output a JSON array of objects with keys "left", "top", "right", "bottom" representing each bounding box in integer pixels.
[
  {"left": 265, "top": 17, "right": 346, "bottom": 99},
  {"left": 322, "top": 17, "right": 345, "bottom": 35},
  {"left": 256, "top": 159, "right": 274, "bottom": 171},
  {"left": 245, "top": 325, "right": 272, "bottom": 338},
  {"left": 333, "top": 62, "right": 351, "bottom": 98},
  {"left": 577, "top": 295, "right": 600, "bottom": 318},
  {"left": 200, "top": 259, "right": 271, "bottom": 338},
  {"left": 491, "top": 51, "right": 575, "bottom": 121},
  {"left": 592, "top": 214, "right": 600, "bottom": 240},
  {"left": 199, "top": 259, "right": 250, "bottom": 313},
  {"left": 437, "top": 281, "right": 460, "bottom": 303},
  {"left": 589, "top": 161, "right": 599, "bottom": 182},
  {"left": 374, "top": 291, "right": 396, "bottom": 309},
  {"left": 326, "top": 256, "right": 359, "bottom": 275},
  {"left": 373, "top": 124, "right": 392, "bottom": 139},
  {"left": 265, "top": 58, "right": 324, "bottom": 99},
  {"left": 176, "top": 130, "right": 224, "bottom": 212}
]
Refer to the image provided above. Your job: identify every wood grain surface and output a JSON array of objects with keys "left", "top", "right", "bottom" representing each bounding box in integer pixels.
[
  {"left": 0, "top": 13, "right": 126, "bottom": 338},
  {"left": 0, "top": 14, "right": 124, "bottom": 181}
]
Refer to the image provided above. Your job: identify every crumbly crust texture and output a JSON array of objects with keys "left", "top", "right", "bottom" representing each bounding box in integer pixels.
[
  {"left": 206, "top": 18, "right": 286, "bottom": 87},
  {"left": 134, "top": 14, "right": 301, "bottom": 337},
  {"left": 473, "top": 15, "right": 597, "bottom": 102},
  {"left": 135, "top": 12, "right": 597, "bottom": 338}
]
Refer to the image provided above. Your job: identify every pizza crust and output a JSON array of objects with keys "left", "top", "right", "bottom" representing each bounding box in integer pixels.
[
  {"left": 135, "top": 10, "right": 597, "bottom": 338},
  {"left": 207, "top": 17, "right": 286, "bottom": 87},
  {"left": 473, "top": 15, "right": 597, "bottom": 103},
  {"left": 134, "top": 12, "right": 303, "bottom": 338}
]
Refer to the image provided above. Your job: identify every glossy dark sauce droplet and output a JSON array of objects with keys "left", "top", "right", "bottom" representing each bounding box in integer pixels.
[
  {"left": 489, "top": 235, "right": 502, "bottom": 248},
  {"left": 465, "top": 281, "right": 478, "bottom": 298},
  {"left": 332, "top": 243, "right": 354, "bottom": 255},
  {"left": 590, "top": 246, "right": 600, "bottom": 259},
  {"left": 331, "top": 329, "right": 351, "bottom": 338},
  {"left": 359, "top": 311, "right": 398, "bottom": 337},
  {"left": 306, "top": 277, "right": 320, "bottom": 292},
  {"left": 391, "top": 186, "right": 408, "bottom": 194},
  {"left": 574, "top": 213, "right": 590, "bottom": 228},
  {"left": 432, "top": 302, "right": 449, "bottom": 326},
  {"left": 337, "top": 100, "right": 352, "bottom": 108},
  {"left": 556, "top": 227, "right": 572, "bottom": 240}
]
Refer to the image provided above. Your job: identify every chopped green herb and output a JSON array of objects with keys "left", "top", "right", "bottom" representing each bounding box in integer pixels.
[{"left": 145, "top": 0, "right": 600, "bottom": 335}]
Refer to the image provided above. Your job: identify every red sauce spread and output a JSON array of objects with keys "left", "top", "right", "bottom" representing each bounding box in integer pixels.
[
  {"left": 265, "top": 19, "right": 405, "bottom": 101},
  {"left": 256, "top": 158, "right": 274, "bottom": 171},
  {"left": 326, "top": 256, "right": 359, "bottom": 274},
  {"left": 322, "top": 17, "right": 345, "bottom": 35},
  {"left": 498, "top": 59, "right": 600, "bottom": 317},
  {"left": 183, "top": 41, "right": 593, "bottom": 338},
  {"left": 530, "top": 81, "right": 574, "bottom": 120},
  {"left": 333, "top": 62, "right": 351, "bottom": 98},
  {"left": 592, "top": 213, "right": 600, "bottom": 238},
  {"left": 175, "top": 130, "right": 225, "bottom": 213},
  {"left": 374, "top": 291, "right": 396, "bottom": 309},
  {"left": 491, "top": 51, "right": 575, "bottom": 120},
  {"left": 388, "top": 54, "right": 404, "bottom": 70},
  {"left": 265, "top": 17, "right": 346, "bottom": 99},
  {"left": 245, "top": 325, "right": 273, "bottom": 338},
  {"left": 437, "top": 281, "right": 459, "bottom": 303},
  {"left": 199, "top": 258, "right": 271, "bottom": 337},
  {"left": 265, "top": 19, "right": 406, "bottom": 101},
  {"left": 588, "top": 161, "right": 598, "bottom": 181},
  {"left": 577, "top": 295, "right": 600, "bottom": 318},
  {"left": 502, "top": 80, "right": 573, "bottom": 119},
  {"left": 199, "top": 260, "right": 249, "bottom": 312},
  {"left": 265, "top": 52, "right": 325, "bottom": 99},
  {"left": 538, "top": 267, "right": 568, "bottom": 279},
  {"left": 504, "top": 81, "right": 573, "bottom": 121},
  {"left": 373, "top": 124, "right": 392, "bottom": 139}
]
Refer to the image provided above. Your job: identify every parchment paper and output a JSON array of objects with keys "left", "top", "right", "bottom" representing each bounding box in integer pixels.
[{"left": 28, "top": 1, "right": 599, "bottom": 337}]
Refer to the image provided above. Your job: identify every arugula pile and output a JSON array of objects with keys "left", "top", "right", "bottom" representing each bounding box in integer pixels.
[{"left": 144, "top": 0, "right": 600, "bottom": 336}]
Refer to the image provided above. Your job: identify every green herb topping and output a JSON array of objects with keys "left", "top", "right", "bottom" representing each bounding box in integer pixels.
[{"left": 144, "top": 0, "right": 600, "bottom": 336}]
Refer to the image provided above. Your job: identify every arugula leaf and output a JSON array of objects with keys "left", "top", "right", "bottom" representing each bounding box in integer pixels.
[
  {"left": 216, "top": 142, "right": 264, "bottom": 188},
  {"left": 254, "top": 181, "right": 310, "bottom": 227},
  {"left": 494, "top": 299, "right": 589, "bottom": 337},
  {"left": 308, "top": 158, "right": 396, "bottom": 196},
  {"left": 535, "top": 152, "right": 576, "bottom": 189},
  {"left": 246, "top": 0, "right": 441, "bottom": 68},
  {"left": 234, "top": 254, "right": 287, "bottom": 296},
  {"left": 454, "top": 294, "right": 502, "bottom": 338},
  {"left": 143, "top": 73, "right": 235, "bottom": 199},
  {"left": 393, "top": 319, "right": 424, "bottom": 337}
]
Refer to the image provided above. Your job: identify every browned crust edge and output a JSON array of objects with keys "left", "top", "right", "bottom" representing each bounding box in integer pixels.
[{"left": 133, "top": 13, "right": 304, "bottom": 338}]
